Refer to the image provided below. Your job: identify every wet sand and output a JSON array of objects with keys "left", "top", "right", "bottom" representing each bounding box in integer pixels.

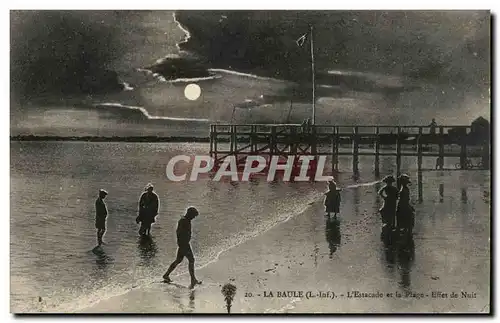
[{"left": 84, "top": 171, "right": 490, "bottom": 313}]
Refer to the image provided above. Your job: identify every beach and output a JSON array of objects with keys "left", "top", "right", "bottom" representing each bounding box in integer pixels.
[{"left": 83, "top": 168, "right": 490, "bottom": 313}]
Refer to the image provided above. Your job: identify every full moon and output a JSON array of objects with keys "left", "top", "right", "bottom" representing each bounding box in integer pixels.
[{"left": 184, "top": 83, "right": 201, "bottom": 101}]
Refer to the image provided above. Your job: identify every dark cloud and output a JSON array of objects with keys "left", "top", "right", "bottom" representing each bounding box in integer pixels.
[
  {"left": 175, "top": 11, "right": 490, "bottom": 87},
  {"left": 10, "top": 11, "right": 133, "bottom": 104},
  {"left": 10, "top": 10, "right": 490, "bottom": 106}
]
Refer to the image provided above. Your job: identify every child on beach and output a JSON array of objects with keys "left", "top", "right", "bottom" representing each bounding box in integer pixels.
[{"left": 324, "top": 180, "right": 341, "bottom": 218}]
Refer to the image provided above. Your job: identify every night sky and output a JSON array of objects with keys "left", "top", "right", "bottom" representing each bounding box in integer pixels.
[{"left": 10, "top": 10, "right": 490, "bottom": 104}]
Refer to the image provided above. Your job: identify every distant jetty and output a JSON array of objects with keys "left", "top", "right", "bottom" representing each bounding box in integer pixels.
[{"left": 10, "top": 135, "right": 211, "bottom": 143}]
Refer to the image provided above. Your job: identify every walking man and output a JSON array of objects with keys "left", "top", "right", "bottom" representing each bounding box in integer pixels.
[
  {"left": 162, "top": 207, "right": 202, "bottom": 289},
  {"left": 95, "top": 189, "right": 108, "bottom": 246},
  {"left": 137, "top": 183, "right": 159, "bottom": 236}
]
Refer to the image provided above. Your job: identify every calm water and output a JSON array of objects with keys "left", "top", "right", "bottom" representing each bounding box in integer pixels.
[
  {"left": 10, "top": 141, "right": 490, "bottom": 312},
  {"left": 10, "top": 141, "right": 325, "bottom": 312}
]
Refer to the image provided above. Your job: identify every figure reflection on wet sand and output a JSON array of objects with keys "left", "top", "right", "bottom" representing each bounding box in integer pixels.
[
  {"left": 353, "top": 185, "right": 360, "bottom": 218},
  {"left": 325, "top": 217, "right": 341, "bottom": 258},
  {"left": 352, "top": 170, "right": 360, "bottom": 181},
  {"left": 396, "top": 236, "right": 415, "bottom": 290},
  {"left": 439, "top": 184, "right": 444, "bottom": 203},
  {"left": 380, "top": 226, "right": 415, "bottom": 290},
  {"left": 170, "top": 288, "right": 196, "bottom": 313},
  {"left": 188, "top": 290, "right": 195, "bottom": 312},
  {"left": 92, "top": 246, "right": 113, "bottom": 272},
  {"left": 137, "top": 235, "right": 158, "bottom": 266},
  {"left": 461, "top": 188, "right": 468, "bottom": 204}
]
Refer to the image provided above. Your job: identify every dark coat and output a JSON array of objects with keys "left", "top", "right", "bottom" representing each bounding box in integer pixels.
[
  {"left": 324, "top": 189, "right": 341, "bottom": 213},
  {"left": 137, "top": 192, "right": 159, "bottom": 225},
  {"left": 95, "top": 198, "right": 108, "bottom": 229},
  {"left": 396, "top": 186, "right": 415, "bottom": 230},
  {"left": 378, "top": 185, "right": 398, "bottom": 225}
]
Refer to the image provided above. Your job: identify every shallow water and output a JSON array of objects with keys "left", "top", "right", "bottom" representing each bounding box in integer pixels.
[{"left": 10, "top": 141, "right": 323, "bottom": 312}]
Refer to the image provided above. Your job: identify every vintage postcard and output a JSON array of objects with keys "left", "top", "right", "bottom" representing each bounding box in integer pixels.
[{"left": 10, "top": 10, "right": 491, "bottom": 314}]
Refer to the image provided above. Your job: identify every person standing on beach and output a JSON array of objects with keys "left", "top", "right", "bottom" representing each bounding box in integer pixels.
[
  {"left": 324, "top": 180, "right": 341, "bottom": 218},
  {"left": 162, "top": 207, "right": 202, "bottom": 289},
  {"left": 137, "top": 183, "right": 159, "bottom": 236},
  {"left": 95, "top": 189, "right": 108, "bottom": 247},
  {"left": 396, "top": 174, "right": 415, "bottom": 233},
  {"left": 378, "top": 175, "right": 398, "bottom": 228}
]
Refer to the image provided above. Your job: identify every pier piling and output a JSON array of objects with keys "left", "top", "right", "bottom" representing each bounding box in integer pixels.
[
  {"left": 374, "top": 126, "right": 380, "bottom": 177},
  {"left": 396, "top": 126, "right": 402, "bottom": 177},
  {"left": 331, "top": 131, "right": 335, "bottom": 174},
  {"left": 270, "top": 126, "right": 276, "bottom": 156},
  {"left": 460, "top": 128, "right": 467, "bottom": 169},
  {"left": 417, "top": 127, "right": 423, "bottom": 202},
  {"left": 439, "top": 126, "right": 445, "bottom": 169},
  {"left": 352, "top": 126, "right": 359, "bottom": 174},
  {"left": 482, "top": 138, "right": 490, "bottom": 170},
  {"left": 334, "top": 126, "right": 339, "bottom": 171},
  {"left": 208, "top": 124, "right": 488, "bottom": 183}
]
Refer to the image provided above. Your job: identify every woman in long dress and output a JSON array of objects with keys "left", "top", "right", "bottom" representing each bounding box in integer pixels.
[
  {"left": 378, "top": 175, "right": 398, "bottom": 228},
  {"left": 396, "top": 174, "right": 415, "bottom": 233}
]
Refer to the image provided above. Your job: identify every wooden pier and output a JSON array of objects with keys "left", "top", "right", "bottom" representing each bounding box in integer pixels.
[
  {"left": 210, "top": 124, "right": 489, "bottom": 170},
  {"left": 209, "top": 124, "right": 490, "bottom": 201}
]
